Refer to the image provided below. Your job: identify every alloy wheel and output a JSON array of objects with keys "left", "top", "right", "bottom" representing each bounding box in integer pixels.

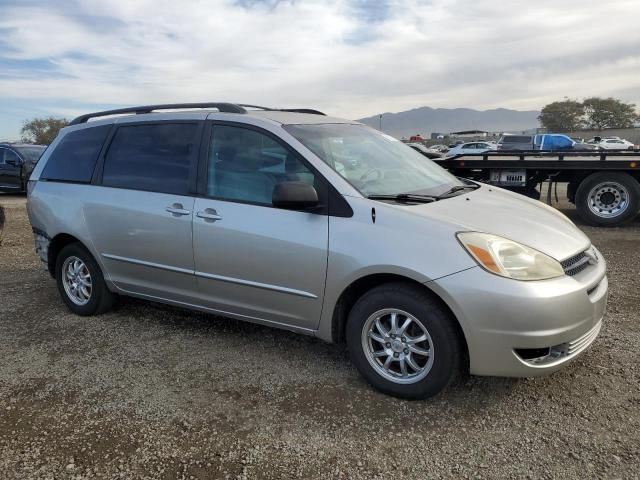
[
  {"left": 361, "top": 308, "right": 435, "bottom": 384},
  {"left": 61, "top": 256, "right": 92, "bottom": 306}
]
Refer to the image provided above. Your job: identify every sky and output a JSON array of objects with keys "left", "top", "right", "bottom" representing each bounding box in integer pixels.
[{"left": 1, "top": 0, "right": 639, "bottom": 140}]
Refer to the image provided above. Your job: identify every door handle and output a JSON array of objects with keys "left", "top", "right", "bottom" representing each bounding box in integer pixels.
[
  {"left": 196, "top": 208, "right": 222, "bottom": 222},
  {"left": 166, "top": 203, "right": 191, "bottom": 216}
]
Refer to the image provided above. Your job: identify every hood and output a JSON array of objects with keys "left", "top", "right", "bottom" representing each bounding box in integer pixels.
[{"left": 407, "top": 185, "right": 590, "bottom": 261}]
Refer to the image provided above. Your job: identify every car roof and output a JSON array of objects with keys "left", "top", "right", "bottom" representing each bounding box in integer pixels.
[
  {"left": 247, "top": 110, "right": 356, "bottom": 125},
  {"left": 67, "top": 103, "right": 358, "bottom": 128}
]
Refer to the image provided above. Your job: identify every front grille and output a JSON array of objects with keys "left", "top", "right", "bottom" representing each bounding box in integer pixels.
[{"left": 561, "top": 251, "right": 590, "bottom": 276}]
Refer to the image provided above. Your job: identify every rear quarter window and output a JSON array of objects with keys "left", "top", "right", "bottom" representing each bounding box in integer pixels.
[
  {"left": 41, "top": 125, "right": 111, "bottom": 182},
  {"left": 501, "top": 136, "right": 532, "bottom": 144}
]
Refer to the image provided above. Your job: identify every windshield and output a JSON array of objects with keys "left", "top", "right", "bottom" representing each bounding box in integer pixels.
[
  {"left": 284, "top": 124, "right": 462, "bottom": 197},
  {"left": 15, "top": 146, "right": 46, "bottom": 162}
]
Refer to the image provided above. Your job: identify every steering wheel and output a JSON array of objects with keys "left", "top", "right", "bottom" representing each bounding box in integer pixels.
[{"left": 359, "top": 168, "right": 384, "bottom": 183}]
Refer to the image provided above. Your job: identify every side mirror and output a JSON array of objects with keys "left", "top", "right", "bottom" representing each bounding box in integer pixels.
[{"left": 272, "top": 181, "right": 319, "bottom": 210}]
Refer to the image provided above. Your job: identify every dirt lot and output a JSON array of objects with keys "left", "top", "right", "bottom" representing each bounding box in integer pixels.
[{"left": 1, "top": 191, "right": 639, "bottom": 479}]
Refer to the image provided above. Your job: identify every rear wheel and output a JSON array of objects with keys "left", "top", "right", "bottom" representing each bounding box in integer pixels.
[
  {"left": 346, "top": 283, "right": 462, "bottom": 399},
  {"left": 575, "top": 172, "right": 640, "bottom": 227},
  {"left": 55, "top": 243, "right": 115, "bottom": 315}
]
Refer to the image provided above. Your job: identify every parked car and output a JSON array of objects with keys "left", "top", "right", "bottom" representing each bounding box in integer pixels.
[
  {"left": 587, "top": 137, "right": 635, "bottom": 150},
  {"left": 27, "top": 102, "right": 607, "bottom": 399},
  {"left": 406, "top": 142, "right": 443, "bottom": 159},
  {"left": 446, "top": 141, "right": 497, "bottom": 156},
  {"left": 0, "top": 143, "right": 47, "bottom": 193},
  {"left": 428, "top": 144, "right": 449, "bottom": 153},
  {"left": 498, "top": 134, "right": 598, "bottom": 151}
]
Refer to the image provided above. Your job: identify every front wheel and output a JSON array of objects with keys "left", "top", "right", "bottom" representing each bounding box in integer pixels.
[
  {"left": 346, "top": 283, "right": 462, "bottom": 399},
  {"left": 575, "top": 172, "right": 640, "bottom": 227}
]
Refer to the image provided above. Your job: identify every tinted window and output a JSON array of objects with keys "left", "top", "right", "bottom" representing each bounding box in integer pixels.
[
  {"left": 4, "top": 149, "right": 20, "bottom": 164},
  {"left": 41, "top": 126, "right": 110, "bottom": 182},
  {"left": 207, "top": 125, "right": 316, "bottom": 205},
  {"left": 103, "top": 123, "right": 199, "bottom": 195},
  {"left": 501, "top": 136, "right": 532, "bottom": 144}
]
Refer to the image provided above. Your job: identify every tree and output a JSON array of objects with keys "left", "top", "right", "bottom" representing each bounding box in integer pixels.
[
  {"left": 20, "top": 117, "right": 68, "bottom": 145},
  {"left": 537, "top": 100, "right": 585, "bottom": 132},
  {"left": 582, "top": 97, "right": 639, "bottom": 130}
]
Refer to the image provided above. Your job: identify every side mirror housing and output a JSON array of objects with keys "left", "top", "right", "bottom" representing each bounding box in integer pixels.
[{"left": 272, "top": 181, "right": 319, "bottom": 210}]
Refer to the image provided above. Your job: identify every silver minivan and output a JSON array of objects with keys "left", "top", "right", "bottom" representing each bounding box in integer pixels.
[{"left": 27, "top": 103, "right": 608, "bottom": 399}]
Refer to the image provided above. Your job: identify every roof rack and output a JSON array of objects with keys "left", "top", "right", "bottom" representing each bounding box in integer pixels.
[
  {"left": 68, "top": 102, "right": 248, "bottom": 125},
  {"left": 68, "top": 102, "right": 326, "bottom": 125},
  {"left": 238, "top": 104, "right": 326, "bottom": 116}
]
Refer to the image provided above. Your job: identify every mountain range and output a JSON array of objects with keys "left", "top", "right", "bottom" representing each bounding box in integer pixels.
[{"left": 357, "top": 107, "right": 541, "bottom": 138}]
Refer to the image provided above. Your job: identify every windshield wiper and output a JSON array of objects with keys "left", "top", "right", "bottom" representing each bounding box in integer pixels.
[
  {"left": 437, "top": 183, "right": 480, "bottom": 197},
  {"left": 367, "top": 193, "right": 438, "bottom": 203}
]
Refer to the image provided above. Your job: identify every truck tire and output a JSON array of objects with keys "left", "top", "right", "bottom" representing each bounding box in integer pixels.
[{"left": 575, "top": 172, "right": 640, "bottom": 226}]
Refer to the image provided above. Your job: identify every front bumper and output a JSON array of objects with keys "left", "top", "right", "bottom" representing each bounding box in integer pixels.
[{"left": 429, "top": 249, "right": 607, "bottom": 377}]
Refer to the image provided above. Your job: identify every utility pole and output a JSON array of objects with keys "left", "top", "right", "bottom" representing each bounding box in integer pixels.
[{"left": 379, "top": 114, "right": 383, "bottom": 132}]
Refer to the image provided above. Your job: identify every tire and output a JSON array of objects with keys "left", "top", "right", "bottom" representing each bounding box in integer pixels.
[
  {"left": 346, "top": 283, "right": 462, "bottom": 400},
  {"left": 55, "top": 242, "right": 115, "bottom": 315},
  {"left": 575, "top": 172, "right": 640, "bottom": 227}
]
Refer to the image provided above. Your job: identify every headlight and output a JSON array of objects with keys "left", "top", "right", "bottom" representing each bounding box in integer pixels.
[{"left": 457, "top": 232, "right": 564, "bottom": 281}]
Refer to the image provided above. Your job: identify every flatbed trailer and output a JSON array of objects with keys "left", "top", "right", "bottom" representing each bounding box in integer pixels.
[{"left": 432, "top": 151, "right": 640, "bottom": 227}]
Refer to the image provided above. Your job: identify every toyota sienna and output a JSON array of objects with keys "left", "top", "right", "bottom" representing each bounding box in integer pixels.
[{"left": 27, "top": 103, "right": 608, "bottom": 399}]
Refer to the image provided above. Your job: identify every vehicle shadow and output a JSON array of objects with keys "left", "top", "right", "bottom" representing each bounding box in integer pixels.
[{"left": 115, "top": 295, "right": 523, "bottom": 408}]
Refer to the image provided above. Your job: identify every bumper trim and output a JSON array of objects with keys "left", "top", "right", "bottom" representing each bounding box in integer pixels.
[{"left": 515, "top": 320, "right": 602, "bottom": 368}]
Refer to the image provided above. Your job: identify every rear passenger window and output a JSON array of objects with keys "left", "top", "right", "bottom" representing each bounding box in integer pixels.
[
  {"left": 102, "top": 123, "right": 199, "bottom": 195},
  {"left": 41, "top": 125, "right": 110, "bottom": 182}
]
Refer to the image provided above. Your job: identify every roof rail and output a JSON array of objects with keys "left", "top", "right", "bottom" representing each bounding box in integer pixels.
[
  {"left": 281, "top": 108, "right": 326, "bottom": 116},
  {"left": 237, "top": 104, "right": 326, "bottom": 116},
  {"left": 68, "top": 102, "right": 248, "bottom": 125}
]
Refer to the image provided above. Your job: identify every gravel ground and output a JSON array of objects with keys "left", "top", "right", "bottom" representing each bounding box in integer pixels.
[{"left": 1, "top": 189, "right": 639, "bottom": 479}]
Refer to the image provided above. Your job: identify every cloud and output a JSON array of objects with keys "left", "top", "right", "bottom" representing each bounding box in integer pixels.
[{"left": 0, "top": 0, "right": 639, "bottom": 138}]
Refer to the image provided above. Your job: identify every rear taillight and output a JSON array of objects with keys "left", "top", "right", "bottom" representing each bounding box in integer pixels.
[{"left": 27, "top": 180, "right": 36, "bottom": 197}]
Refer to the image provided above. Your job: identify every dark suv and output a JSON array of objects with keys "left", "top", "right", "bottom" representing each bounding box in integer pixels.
[{"left": 0, "top": 143, "right": 47, "bottom": 193}]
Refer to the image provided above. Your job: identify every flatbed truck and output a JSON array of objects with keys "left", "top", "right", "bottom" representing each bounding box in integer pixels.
[{"left": 432, "top": 151, "right": 640, "bottom": 227}]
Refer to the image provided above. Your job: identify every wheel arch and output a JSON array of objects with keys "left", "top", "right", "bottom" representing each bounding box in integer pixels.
[
  {"left": 47, "top": 233, "right": 85, "bottom": 277},
  {"left": 329, "top": 273, "right": 469, "bottom": 365}
]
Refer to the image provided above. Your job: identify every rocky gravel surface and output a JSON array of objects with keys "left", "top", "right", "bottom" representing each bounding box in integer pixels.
[{"left": 0, "top": 192, "right": 639, "bottom": 479}]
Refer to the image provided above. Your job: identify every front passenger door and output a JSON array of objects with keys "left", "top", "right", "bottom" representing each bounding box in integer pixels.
[{"left": 192, "top": 123, "right": 329, "bottom": 331}]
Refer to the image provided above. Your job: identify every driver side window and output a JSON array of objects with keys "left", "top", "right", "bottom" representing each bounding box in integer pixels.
[{"left": 207, "top": 125, "right": 317, "bottom": 206}]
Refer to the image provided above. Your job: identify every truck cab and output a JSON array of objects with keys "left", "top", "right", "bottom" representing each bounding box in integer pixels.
[{"left": 498, "top": 134, "right": 595, "bottom": 152}]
